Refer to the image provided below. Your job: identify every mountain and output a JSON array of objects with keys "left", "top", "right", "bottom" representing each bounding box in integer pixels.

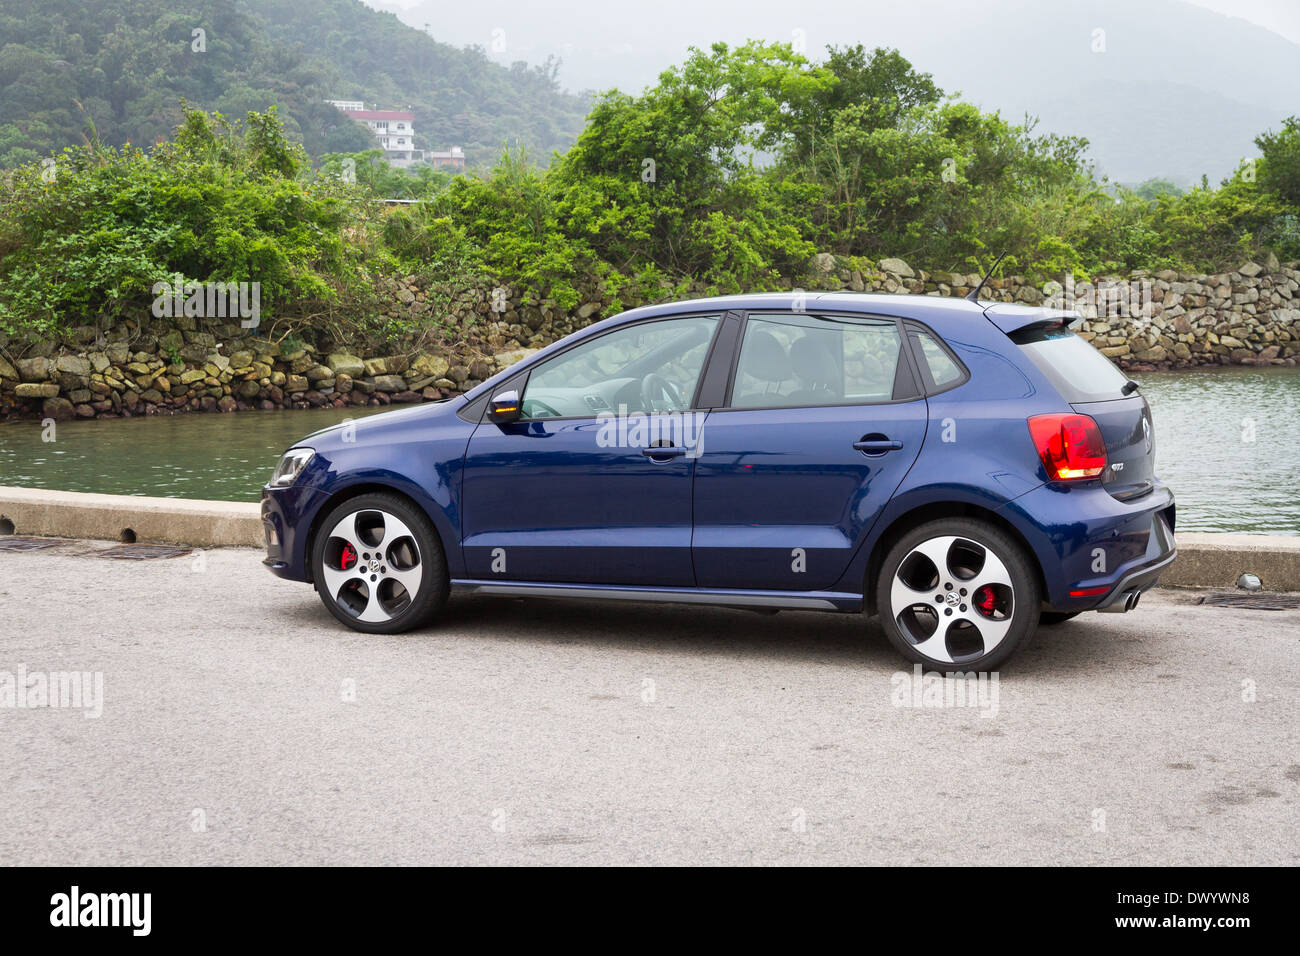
[
  {"left": 0, "top": 0, "right": 591, "bottom": 167},
  {"left": 928, "top": 0, "right": 1300, "bottom": 185}
]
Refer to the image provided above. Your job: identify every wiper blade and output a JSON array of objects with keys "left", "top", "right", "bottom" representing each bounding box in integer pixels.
[{"left": 1121, "top": 380, "right": 1140, "bottom": 396}]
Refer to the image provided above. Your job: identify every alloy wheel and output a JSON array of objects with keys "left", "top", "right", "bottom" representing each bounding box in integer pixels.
[
  {"left": 889, "top": 534, "right": 1015, "bottom": 664},
  {"left": 320, "top": 509, "right": 424, "bottom": 623}
]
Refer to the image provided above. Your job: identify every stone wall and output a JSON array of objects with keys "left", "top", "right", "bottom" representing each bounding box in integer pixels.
[
  {"left": 2, "top": 255, "right": 1298, "bottom": 421},
  {"left": 820, "top": 254, "right": 1300, "bottom": 371}
]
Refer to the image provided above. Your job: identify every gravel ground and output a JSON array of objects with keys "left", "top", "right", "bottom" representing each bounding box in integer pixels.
[{"left": 1, "top": 540, "right": 1296, "bottom": 866}]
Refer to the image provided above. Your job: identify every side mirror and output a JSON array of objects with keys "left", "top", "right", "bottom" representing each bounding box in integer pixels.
[{"left": 487, "top": 389, "right": 521, "bottom": 424}]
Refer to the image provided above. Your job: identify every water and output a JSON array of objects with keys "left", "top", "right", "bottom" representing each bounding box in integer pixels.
[
  {"left": 1139, "top": 368, "right": 1300, "bottom": 535},
  {"left": 1, "top": 369, "right": 1297, "bottom": 534},
  {"left": 0, "top": 405, "right": 390, "bottom": 502}
]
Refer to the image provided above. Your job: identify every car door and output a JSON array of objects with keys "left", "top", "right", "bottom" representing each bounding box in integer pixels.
[
  {"left": 692, "top": 311, "right": 928, "bottom": 591},
  {"left": 460, "top": 313, "right": 721, "bottom": 586}
]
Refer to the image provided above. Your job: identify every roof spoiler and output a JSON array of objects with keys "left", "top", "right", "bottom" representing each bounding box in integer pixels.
[{"left": 982, "top": 303, "right": 1084, "bottom": 335}]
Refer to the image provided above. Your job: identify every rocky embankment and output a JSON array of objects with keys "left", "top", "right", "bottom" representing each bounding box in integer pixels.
[
  {"left": 2, "top": 255, "right": 1298, "bottom": 421},
  {"left": 807, "top": 253, "right": 1300, "bottom": 372},
  {"left": 0, "top": 339, "right": 493, "bottom": 422}
]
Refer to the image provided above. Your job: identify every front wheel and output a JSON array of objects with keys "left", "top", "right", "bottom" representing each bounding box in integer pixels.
[
  {"left": 876, "top": 518, "right": 1040, "bottom": 672},
  {"left": 311, "top": 493, "right": 448, "bottom": 634}
]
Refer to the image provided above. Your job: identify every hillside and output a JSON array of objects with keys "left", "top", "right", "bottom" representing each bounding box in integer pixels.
[
  {"left": 389, "top": 0, "right": 1300, "bottom": 185},
  {"left": 0, "top": 0, "right": 591, "bottom": 167}
]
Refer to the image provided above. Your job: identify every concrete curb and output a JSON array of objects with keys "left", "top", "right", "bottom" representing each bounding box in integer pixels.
[
  {"left": 1161, "top": 532, "right": 1300, "bottom": 591},
  {"left": 1, "top": 486, "right": 1298, "bottom": 590},
  {"left": 0, "top": 486, "right": 261, "bottom": 548}
]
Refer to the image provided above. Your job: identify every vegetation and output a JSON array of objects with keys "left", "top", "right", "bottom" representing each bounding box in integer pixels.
[
  {"left": 0, "top": 109, "right": 390, "bottom": 342},
  {"left": 0, "top": 0, "right": 590, "bottom": 168},
  {"left": 1, "top": 41, "right": 1298, "bottom": 347}
]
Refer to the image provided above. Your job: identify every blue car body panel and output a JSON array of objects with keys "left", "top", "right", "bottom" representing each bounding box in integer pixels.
[
  {"left": 692, "top": 400, "right": 927, "bottom": 590},
  {"left": 460, "top": 414, "right": 699, "bottom": 586},
  {"left": 261, "top": 291, "right": 1176, "bottom": 615}
]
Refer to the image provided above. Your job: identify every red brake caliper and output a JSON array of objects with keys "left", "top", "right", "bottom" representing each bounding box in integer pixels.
[
  {"left": 975, "top": 584, "right": 997, "bottom": 616},
  {"left": 340, "top": 543, "right": 358, "bottom": 570}
]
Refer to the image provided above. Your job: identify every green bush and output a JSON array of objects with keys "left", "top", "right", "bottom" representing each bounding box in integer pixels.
[{"left": 2, "top": 45, "right": 1297, "bottom": 350}]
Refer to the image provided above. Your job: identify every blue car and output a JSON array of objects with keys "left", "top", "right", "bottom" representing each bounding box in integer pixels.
[{"left": 262, "top": 292, "right": 1176, "bottom": 671}]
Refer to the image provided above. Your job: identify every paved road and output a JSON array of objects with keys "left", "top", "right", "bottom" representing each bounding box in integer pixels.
[{"left": 1, "top": 540, "right": 1296, "bottom": 866}]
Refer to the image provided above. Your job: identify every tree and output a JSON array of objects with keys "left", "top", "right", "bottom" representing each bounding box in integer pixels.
[{"left": 1256, "top": 115, "right": 1300, "bottom": 206}]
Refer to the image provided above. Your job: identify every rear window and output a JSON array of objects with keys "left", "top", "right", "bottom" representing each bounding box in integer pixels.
[
  {"left": 912, "top": 331, "right": 965, "bottom": 389},
  {"left": 1011, "top": 325, "right": 1129, "bottom": 402}
]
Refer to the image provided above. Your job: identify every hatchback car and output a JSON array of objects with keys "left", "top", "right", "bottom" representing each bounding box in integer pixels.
[{"left": 262, "top": 292, "right": 1176, "bottom": 671}]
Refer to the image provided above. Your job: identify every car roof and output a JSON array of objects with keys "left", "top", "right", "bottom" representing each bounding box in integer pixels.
[{"left": 616, "top": 291, "right": 989, "bottom": 324}]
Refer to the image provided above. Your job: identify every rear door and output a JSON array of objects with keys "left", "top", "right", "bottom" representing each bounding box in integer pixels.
[{"left": 691, "top": 312, "right": 928, "bottom": 591}]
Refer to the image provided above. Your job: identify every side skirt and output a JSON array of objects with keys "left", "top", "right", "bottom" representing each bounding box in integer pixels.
[{"left": 450, "top": 579, "right": 864, "bottom": 612}]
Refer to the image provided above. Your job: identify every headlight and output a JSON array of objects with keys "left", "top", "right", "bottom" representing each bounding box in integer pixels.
[{"left": 268, "top": 447, "right": 315, "bottom": 487}]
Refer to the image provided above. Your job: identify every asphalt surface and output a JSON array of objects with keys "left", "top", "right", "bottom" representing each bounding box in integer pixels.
[{"left": 1, "top": 540, "right": 1296, "bottom": 866}]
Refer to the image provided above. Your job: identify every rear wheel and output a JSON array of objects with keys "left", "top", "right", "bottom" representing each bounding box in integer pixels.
[
  {"left": 311, "top": 493, "right": 448, "bottom": 634},
  {"left": 876, "top": 518, "right": 1040, "bottom": 672}
]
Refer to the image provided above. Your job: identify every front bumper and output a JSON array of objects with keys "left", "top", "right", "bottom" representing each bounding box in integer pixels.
[{"left": 261, "top": 483, "right": 329, "bottom": 582}]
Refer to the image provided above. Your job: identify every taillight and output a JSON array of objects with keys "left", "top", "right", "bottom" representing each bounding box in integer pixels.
[{"left": 1027, "top": 413, "right": 1107, "bottom": 480}]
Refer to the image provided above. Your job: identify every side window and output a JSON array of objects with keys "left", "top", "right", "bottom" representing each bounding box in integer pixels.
[
  {"left": 911, "top": 330, "right": 965, "bottom": 391},
  {"left": 730, "top": 314, "right": 902, "bottom": 408},
  {"left": 521, "top": 315, "right": 719, "bottom": 419}
]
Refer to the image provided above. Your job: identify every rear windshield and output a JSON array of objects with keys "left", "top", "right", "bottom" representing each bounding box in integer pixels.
[{"left": 1010, "top": 325, "right": 1129, "bottom": 403}]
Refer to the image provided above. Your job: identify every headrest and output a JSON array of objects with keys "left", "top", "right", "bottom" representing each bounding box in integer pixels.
[
  {"left": 743, "top": 330, "right": 791, "bottom": 383},
  {"left": 790, "top": 335, "right": 838, "bottom": 386}
]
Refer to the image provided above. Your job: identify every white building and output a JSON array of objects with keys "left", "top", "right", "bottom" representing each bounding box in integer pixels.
[{"left": 329, "top": 104, "right": 423, "bottom": 168}]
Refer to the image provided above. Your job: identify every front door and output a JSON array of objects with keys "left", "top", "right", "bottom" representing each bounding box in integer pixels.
[{"left": 461, "top": 314, "right": 720, "bottom": 586}]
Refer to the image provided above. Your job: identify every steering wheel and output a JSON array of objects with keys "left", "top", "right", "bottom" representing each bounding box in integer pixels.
[{"left": 640, "top": 373, "right": 684, "bottom": 412}]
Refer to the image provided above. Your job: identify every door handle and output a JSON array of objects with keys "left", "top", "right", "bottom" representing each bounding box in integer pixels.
[
  {"left": 853, "top": 439, "right": 903, "bottom": 454},
  {"left": 642, "top": 445, "right": 688, "bottom": 459}
]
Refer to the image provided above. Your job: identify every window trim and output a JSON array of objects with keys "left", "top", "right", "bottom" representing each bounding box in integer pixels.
[
  {"left": 475, "top": 312, "right": 726, "bottom": 424},
  {"left": 715, "top": 310, "right": 924, "bottom": 413},
  {"left": 902, "top": 321, "right": 970, "bottom": 397},
  {"left": 692, "top": 310, "right": 744, "bottom": 409}
]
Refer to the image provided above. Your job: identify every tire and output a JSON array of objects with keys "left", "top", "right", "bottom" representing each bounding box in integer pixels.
[
  {"left": 1039, "top": 611, "right": 1081, "bottom": 626},
  {"left": 311, "top": 492, "right": 448, "bottom": 634},
  {"left": 876, "top": 517, "right": 1040, "bottom": 672}
]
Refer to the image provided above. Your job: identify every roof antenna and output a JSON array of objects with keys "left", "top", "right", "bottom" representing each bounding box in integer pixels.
[{"left": 965, "top": 251, "right": 1008, "bottom": 302}]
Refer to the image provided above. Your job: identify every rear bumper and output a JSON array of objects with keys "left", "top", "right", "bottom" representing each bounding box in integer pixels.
[
  {"left": 1094, "top": 548, "right": 1177, "bottom": 611},
  {"left": 998, "top": 479, "right": 1177, "bottom": 611}
]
